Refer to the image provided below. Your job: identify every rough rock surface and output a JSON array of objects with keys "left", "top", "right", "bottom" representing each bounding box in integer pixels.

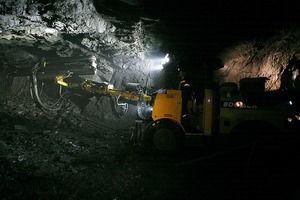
[
  {"left": 0, "top": 0, "right": 164, "bottom": 88},
  {"left": 214, "top": 30, "right": 300, "bottom": 91},
  {"left": 0, "top": 0, "right": 167, "bottom": 124}
]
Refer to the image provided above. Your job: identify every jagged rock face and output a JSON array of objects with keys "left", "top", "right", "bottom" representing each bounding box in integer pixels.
[
  {"left": 0, "top": 0, "right": 165, "bottom": 89},
  {"left": 0, "top": 0, "right": 168, "bottom": 124},
  {"left": 213, "top": 30, "right": 300, "bottom": 91}
]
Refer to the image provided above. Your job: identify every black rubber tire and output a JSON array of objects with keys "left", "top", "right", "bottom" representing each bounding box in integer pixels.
[
  {"left": 230, "top": 120, "right": 282, "bottom": 145},
  {"left": 142, "top": 118, "right": 186, "bottom": 155}
]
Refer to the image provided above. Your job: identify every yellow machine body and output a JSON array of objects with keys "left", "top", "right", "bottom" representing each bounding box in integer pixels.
[
  {"left": 150, "top": 89, "right": 217, "bottom": 136},
  {"left": 133, "top": 78, "right": 296, "bottom": 154},
  {"left": 152, "top": 90, "right": 182, "bottom": 124}
]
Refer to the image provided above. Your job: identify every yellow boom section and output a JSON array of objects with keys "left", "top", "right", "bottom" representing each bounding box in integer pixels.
[
  {"left": 54, "top": 75, "right": 151, "bottom": 103},
  {"left": 81, "top": 81, "right": 151, "bottom": 102}
]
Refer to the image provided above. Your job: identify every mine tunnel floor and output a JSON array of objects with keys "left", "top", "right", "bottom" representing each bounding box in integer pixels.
[{"left": 1, "top": 92, "right": 300, "bottom": 200}]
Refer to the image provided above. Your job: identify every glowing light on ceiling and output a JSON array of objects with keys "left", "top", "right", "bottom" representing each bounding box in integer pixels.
[
  {"left": 150, "top": 53, "right": 170, "bottom": 71},
  {"left": 162, "top": 53, "right": 170, "bottom": 65}
]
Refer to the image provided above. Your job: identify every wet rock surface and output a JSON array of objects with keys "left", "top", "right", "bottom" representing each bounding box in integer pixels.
[{"left": 1, "top": 90, "right": 300, "bottom": 200}]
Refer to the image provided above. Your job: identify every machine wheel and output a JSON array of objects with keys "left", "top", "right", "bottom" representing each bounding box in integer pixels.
[
  {"left": 230, "top": 121, "right": 296, "bottom": 193},
  {"left": 143, "top": 118, "right": 185, "bottom": 154},
  {"left": 230, "top": 120, "right": 282, "bottom": 146}
]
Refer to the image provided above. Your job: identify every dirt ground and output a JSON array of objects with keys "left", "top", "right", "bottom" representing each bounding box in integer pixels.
[{"left": 1, "top": 91, "right": 300, "bottom": 200}]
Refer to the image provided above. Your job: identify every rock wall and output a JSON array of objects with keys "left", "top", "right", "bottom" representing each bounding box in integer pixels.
[
  {"left": 0, "top": 0, "right": 164, "bottom": 89},
  {"left": 214, "top": 29, "right": 300, "bottom": 91},
  {"left": 0, "top": 0, "right": 165, "bottom": 126}
]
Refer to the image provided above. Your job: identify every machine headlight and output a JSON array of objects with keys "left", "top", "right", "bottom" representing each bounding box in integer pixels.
[
  {"left": 137, "top": 101, "right": 153, "bottom": 120},
  {"left": 287, "top": 115, "right": 300, "bottom": 123},
  {"left": 235, "top": 101, "right": 244, "bottom": 108}
]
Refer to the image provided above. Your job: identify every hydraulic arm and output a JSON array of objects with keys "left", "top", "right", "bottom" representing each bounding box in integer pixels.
[{"left": 8, "top": 56, "right": 153, "bottom": 118}]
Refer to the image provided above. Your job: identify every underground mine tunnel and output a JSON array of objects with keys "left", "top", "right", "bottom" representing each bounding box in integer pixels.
[{"left": 1, "top": 0, "right": 300, "bottom": 199}]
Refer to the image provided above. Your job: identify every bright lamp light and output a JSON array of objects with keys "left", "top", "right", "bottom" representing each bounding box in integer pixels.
[{"left": 150, "top": 53, "right": 170, "bottom": 71}]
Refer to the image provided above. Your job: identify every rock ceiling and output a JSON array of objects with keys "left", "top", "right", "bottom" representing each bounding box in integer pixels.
[{"left": 1, "top": 0, "right": 300, "bottom": 91}]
